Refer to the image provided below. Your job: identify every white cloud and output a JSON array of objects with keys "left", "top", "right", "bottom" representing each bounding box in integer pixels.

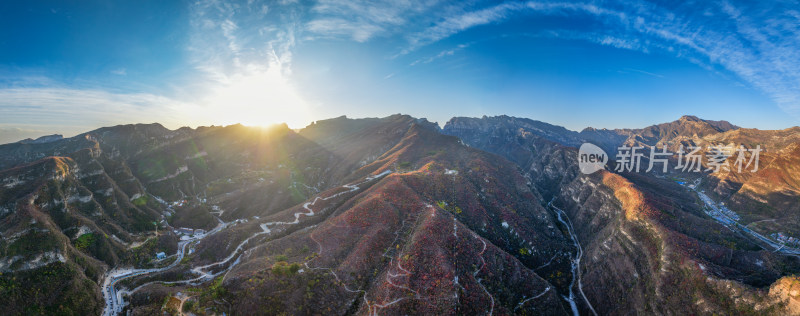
[
  {"left": 221, "top": 19, "right": 241, "bottom": 54},
  {"left": 586, "top": 0, "right": 800, "bottom": 115},
  {"left": 2, "top": 0, "right": 316, "bottom": 140},
  {"left": 394, "top": 0, "right": 800, "bottom": 118},
  {"left": 307, "top": 18, "right": 383, "bottom": 42},
  {"left": 0, "top": 127, "right": 46, "bottom": 145},
  {"left": 621, "top": 68, "right": 664, "bottom": 78},
  {"left": 406, "top": 2, "right": 525, "bottom": 50},
  {"left": 410, "top": 42, "right": 472, "bottom": 66},
  {"left": 307, "top": 0, "right": 440, "bottom": 42},
  {"left": 183, "top": 0, "right": 312, "bottom": 128},
  {"left": 6, "top": 0, "right": 800, "bottom": 135},
  {"left": 0, "top": 87, "right": 191, "bottom": 140},
  {"left": 110, "top": 68, "right": 127, "bottom": 76}
]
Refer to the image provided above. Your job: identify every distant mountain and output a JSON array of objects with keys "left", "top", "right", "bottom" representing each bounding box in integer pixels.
[
  {"left": 0, "top": 114, "right": 798, "bottom": 315},
  {"left": 578, "top": 115, "right": 740, "bottom": 152},
  {"left": 446, "top": 115, "right": 584, "bottom": 148},
  {"left": 15, "top": 134, "right": 63, "bottom": 145},
  {"left": 444, "top": 114, "right": 740, "bottom": 154}
]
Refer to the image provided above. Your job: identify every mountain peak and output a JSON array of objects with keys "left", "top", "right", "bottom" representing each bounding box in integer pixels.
[
  {"left": 679, "top": 115, "right": 702, "bottom": 122},
  {"left": 673, "top": 115, "right": 739, "bottom": 133},
  {"left": 16, "top": 134, "right": 63, "bottom": 144}
]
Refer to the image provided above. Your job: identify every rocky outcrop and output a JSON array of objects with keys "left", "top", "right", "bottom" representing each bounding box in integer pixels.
[{"left": 770, "top": 276, "right": 800, "bottom": 315}]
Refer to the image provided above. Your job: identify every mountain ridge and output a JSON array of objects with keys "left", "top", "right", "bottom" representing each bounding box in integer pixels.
[{"left": 1, "top": 114, "right": 799, "bottom": 315}]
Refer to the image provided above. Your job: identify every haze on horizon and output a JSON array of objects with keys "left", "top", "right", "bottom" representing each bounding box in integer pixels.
[{"left": 2, "top": 0, "right": 800, "bottom": 144}]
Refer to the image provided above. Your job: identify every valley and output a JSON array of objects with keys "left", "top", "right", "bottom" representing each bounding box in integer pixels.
[
  {"left": 682, "top": 179, "right": 800, "bottom": 258},
  {"left": 102, "top": 170, "right": 392, "bottom": 315},
  {"left": 547, "top": 197, "right": 596, "bottom": 316}
]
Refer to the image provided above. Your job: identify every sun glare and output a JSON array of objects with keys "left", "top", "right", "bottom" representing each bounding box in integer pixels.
[{"left": 198, "top": 64, "right": 312, "bottom": 129}]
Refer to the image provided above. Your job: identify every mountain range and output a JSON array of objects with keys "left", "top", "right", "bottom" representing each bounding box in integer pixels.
[{"left": 0, "top": 114, "right": 798, "bottom": 315}]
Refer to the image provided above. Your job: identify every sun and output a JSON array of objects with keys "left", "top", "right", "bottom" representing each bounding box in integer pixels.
[{"left": 197, "top": 65, "right": 313, "bottom": 129}]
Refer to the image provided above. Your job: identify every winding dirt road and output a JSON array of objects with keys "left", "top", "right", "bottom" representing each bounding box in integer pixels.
[{"left": 101, "top": 170, "right": 392, "bottom": 315}]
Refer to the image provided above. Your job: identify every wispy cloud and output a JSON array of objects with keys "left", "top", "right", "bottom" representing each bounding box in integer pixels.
[
  {"left": 404, "top": 2, "right": 526, "bottom": 53},
  {"left": 0, "top": 87, "right": 190, "bottom": 140},
  {"left": 410, "top": 42, "right": 472, "bottom": 66},
  {"left": 303, "top": 0, "right": 800, "bottom": 118},
  {"left": 307, "top": 18, "right": 383, "bottom": 42},
  {"left": 220, "top": 19, "right": 241, "bottom": 55},
  {"left": 577, "top": 0, "right": 800, "bottom": 115},
  {"left": 110, "top": 68, "right": 127, "bottom": 76},
  {"left": 381, "top": 0, "right": 800, "bottom": 119},
  {"left": 1, "top": 0, "right": 315, "bottom": 139},
  {"left": 185, "top": 0, "right": 312, "bottom": 127},
  {"left": 0, "top": 127, "right": 46, "bottom": 145},
  {"left": 619, "top": 68, "right": 664, "bottom": 78},
  {"left": 188, "top": 0, "right": 301, "bottom": 79},
  {"left": 306, "top": 0, "right": 441, "bottom": 42},
  {"left": 5, "top": 0, "right": 800, "bottom": 134},
  {"left": 399, "top": 2, "right": 630, "bottom": 55}
]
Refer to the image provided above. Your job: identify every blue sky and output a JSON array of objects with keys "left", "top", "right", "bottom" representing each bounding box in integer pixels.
[{"left": 1, "top": 0, "right": 799, "bottom": 143}]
